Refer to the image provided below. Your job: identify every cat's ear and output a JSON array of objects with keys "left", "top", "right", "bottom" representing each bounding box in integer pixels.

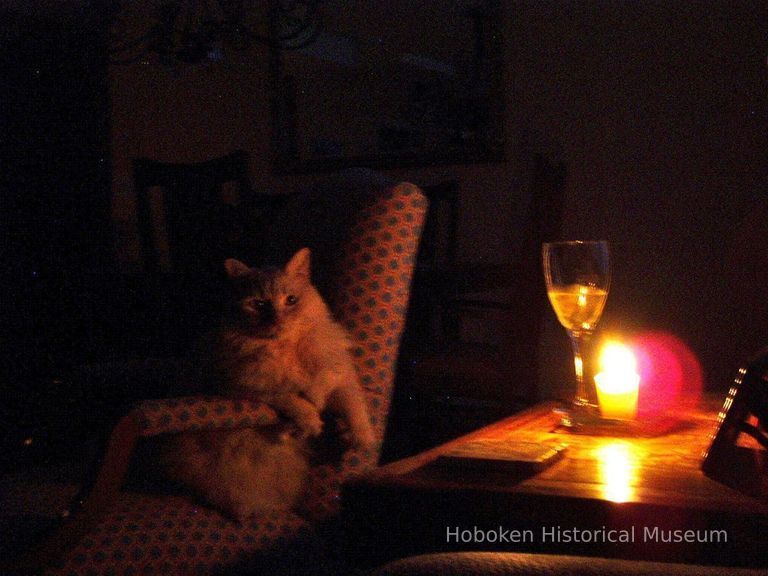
[
  {"left": 284, "top": 247, "right": 311, "bottom": 280},
  {"left": 224, "top": 258, "right": 251, "bottom": 279}
]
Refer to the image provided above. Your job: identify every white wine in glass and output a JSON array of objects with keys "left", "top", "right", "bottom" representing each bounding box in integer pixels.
[{"left": 543, "top": 241, "right": 610, "bottom": 423}]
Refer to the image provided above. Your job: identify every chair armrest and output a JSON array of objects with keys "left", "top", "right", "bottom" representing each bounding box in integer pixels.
[
  {"left": 132, "top": 396, "right": 280, "bottom": 436},
  {"left": 86, "top": 397, "right": 279, "bottom": 504},
  {"left": 11, "top": 399, "right": 280, "bottom": 573}
]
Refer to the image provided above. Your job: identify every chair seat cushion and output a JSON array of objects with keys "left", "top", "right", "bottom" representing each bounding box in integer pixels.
[{"left": 46, "top": 493, "right": 318, "bottom": 576}]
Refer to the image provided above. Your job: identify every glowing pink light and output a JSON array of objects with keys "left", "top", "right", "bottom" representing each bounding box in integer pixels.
[{"left": 628, "top": 332, "right": 703, "bottom": 418}]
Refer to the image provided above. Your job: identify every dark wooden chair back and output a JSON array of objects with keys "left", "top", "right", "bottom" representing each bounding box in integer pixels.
[
  {"left": 418, "top": 180, "right": 460, "bottom": 268},
  {"left": 500, "top": 153, "right": 567, "bottom": 398},
  {"left": 522, "top": 153, "right": 567, "bottom": 264},
  {"left": 388, "top": 156, "right": 566, "bottom": 459},
  {"left": 130, "top": 151, "right": 284, "bottom": 354},
  {"left": 134, "top": 151, "right": 255, "bottom": 277},
  {"left": 401, "top": 180, "right": 460, "bottom": 352}
]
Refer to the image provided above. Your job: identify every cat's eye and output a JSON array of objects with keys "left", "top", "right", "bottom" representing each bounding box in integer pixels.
[
  {"left": 249, "top": 299, "right": 267, "bottom": 309},
  {"left": 285, "top": 295, "right": 298, "bottom": 306}
]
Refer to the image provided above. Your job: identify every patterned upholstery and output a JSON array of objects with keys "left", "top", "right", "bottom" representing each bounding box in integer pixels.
[
  {"left": 42, "top": 183, "right": 427, "bottom": 575},
  {"left": 330, "top": 183, "right": 427, "bottom": 449},
  {"left": 300, "top": 182, "right": 429, "bottom": 521},
  {"left": 134, "top": 398, "right": 280, "bottom": 437},
  {"left": 49, "top": 495, "right": 315, "bottom": 576}
]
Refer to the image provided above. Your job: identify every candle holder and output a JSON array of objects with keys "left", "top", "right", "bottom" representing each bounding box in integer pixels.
[
  {"left": 595, "top": 371, "right": 639, "bottom": 420},
  {"left": 555, "top": 342, "right": 679, "bottom": 436}
]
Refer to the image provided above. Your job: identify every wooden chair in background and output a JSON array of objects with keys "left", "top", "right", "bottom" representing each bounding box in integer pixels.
[
  {"left": 388, "top": 154, "right": 567, "bottom": 458},
  {"left": 129, "top": 151, "right": 287, "bottom": 356}
]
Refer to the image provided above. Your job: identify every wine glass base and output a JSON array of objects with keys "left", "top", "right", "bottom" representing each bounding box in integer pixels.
[{"left": 555, "top": 403, "right": 600, "bottom": 429}]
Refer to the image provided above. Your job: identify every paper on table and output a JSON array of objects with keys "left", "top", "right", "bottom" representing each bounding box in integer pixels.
[{"left": 434, "top": 440, "right": 568, "bottom": 473}]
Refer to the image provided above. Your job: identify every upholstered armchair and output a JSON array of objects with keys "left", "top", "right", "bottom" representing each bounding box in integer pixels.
[{"left": 19, "top": 183, "right": 427, "bottom": 575}]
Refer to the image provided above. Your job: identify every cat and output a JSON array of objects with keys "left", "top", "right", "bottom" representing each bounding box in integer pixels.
[{"left": 163, "top": 248, "right": 374, "bottom": 521}]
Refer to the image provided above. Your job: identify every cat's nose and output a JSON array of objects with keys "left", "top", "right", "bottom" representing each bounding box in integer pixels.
[{"left": 261, "top": 303, "right": 277, "bottom": 324}]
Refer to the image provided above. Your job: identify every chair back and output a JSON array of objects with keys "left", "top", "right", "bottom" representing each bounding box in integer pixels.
[
  {"left": 328, "top": 183, "right": 428, "bottom": 456},
  {"left": 134, "top": 151, "right": 254, "bottom": 276},
  {"left": 403, "top": 180, "right": 460, "bottom": 351},
  {"left": 417, "top": 180, "right": 459, "bottom": 268},
  {"left": 387, "top": 157, "right": 567, "bottom": 457},
  {"left": 501, "top": 153, "right": 567, "bottom": 399},
  {"left": 130, "top": 151, "right": 286, "bottom": 354}
]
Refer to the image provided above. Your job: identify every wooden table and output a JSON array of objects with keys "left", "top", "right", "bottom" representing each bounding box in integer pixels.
[{"left": 341, "top": 398, "right": 768, "bottom": 568}]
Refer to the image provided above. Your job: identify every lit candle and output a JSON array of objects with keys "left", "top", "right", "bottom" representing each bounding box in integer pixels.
[{"left": 595, "top": 342, "right": 640, "bottom": 420}]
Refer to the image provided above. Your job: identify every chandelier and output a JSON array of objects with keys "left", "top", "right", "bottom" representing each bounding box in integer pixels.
[{"left": 109, "top": 0, "right": 322, "bottom": 66}]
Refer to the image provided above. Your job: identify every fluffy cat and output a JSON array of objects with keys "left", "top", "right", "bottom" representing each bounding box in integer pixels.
[{"left": 164, "top": 248, "right": 373, "bottom": 521}]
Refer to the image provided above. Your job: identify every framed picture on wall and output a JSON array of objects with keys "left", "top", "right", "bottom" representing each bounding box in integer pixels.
[{"left": 269, "top": 0, "right": 505, "bottom": 173}]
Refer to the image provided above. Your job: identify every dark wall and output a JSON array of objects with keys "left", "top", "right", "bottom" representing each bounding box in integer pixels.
[
  {"left": 1, "top": 2, "right": 115, "bottom": 464},
  {"left": 504, "top": 1, "right": 768, "bottom": 393}
]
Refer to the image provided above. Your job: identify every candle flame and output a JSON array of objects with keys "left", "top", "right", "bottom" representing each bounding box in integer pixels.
[
  {"left": 596, "top": 342, "right": 640, "bottom": 402},
  {"left": 600, "top": 342, "right": 637, "bottom": 374}
]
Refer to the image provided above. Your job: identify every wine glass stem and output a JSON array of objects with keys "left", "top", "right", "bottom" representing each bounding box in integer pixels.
[{"left": 569, "top": 330, "right": 593, "bottom": 408}]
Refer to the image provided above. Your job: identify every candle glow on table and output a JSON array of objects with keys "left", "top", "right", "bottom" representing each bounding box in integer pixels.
[
  {"left": 596, "top": 442, "right": 637, "bottom": 503},
  {"left": 594, "top": 342, "right": 640, "bottom": 420}
]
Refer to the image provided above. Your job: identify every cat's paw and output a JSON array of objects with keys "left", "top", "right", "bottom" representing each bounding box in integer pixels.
[
  {"left": 294, "top": 411, "right": 324, "bottom": 439},
  {"left": 349, "top": 425, "right": 376, "bottom": 450}
]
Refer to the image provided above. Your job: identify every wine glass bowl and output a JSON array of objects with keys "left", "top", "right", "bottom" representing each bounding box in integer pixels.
[{"left": 543, "top": 240, "right": 611, "bottom": 423}]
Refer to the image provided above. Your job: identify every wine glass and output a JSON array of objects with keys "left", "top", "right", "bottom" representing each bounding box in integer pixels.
[{"left": 542, "top": 240, "right": 611, "bottom": 424}]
